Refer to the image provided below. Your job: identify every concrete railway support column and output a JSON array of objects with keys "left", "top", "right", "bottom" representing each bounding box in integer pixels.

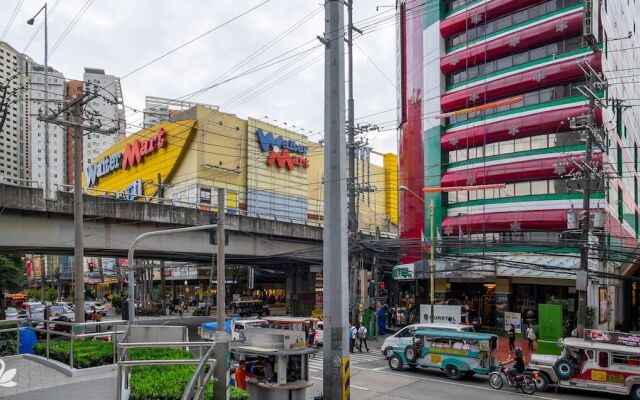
[{"left": 286, "top": 266, "right": 316, "bottom": 316}]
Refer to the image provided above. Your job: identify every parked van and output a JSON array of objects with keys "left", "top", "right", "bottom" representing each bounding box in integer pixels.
[
  {"left": 381, "top": 323, "right": 475, "bottom": 358},
  {"left": 528, "top": 330, "right": 640, "bottom": 399}
]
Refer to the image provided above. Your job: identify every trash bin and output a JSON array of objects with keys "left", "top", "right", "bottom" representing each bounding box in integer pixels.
[{"left": 19, "top": 322, "right": 37, "bottom": 354}]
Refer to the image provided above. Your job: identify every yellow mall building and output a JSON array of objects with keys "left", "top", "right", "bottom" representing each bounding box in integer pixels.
[{"left": 83, "top": 105, "right": 399, "bottom": 235}]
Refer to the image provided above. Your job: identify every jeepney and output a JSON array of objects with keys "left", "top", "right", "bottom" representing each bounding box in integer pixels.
[
  {"left": 231, "top": 296, "right": 270, "bottom": 317},
  {"left": 528, "top": 330, "right": 640, "bottom": 399},
  {"left": 388, "top": 329, "right": 499, "bottom": 380}
]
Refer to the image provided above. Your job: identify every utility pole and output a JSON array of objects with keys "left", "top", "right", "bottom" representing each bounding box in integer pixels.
[
  {"left": 40, "top": 90, "right": 110, "bottom": 325},
  {"left": 576, "top": 69, "right": 596, "bottom": 336},
  {"left": 322, "top": 0, "right": 349, "bottom": 398},
  {"left": 72, "top": 97, "right": 86, "bottom": 324},
  {"left": 346, "top": 0, "right": 359, "bottom": 324},
  {"left": 214, "top": 188, "right": 229, "bottom": 400}
]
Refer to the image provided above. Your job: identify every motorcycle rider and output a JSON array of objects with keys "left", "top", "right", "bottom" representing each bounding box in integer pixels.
[{"left": 504, "top": 347, "right": 526, "bottom": 384}]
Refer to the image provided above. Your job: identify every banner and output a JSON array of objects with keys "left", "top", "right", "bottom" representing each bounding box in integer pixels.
[
  {"left": 420, "top": 304, "right": 462, "bottom": 324},
  {"left": 585, "top": 330, "right": 640, "bottom": 347},
  {"left": 504, "top": 311, "right": 522, "bottom": 334}
]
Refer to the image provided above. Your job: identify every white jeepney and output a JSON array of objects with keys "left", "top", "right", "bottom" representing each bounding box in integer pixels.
[{"left": 528, "top": 330, "right": 640, "bottom": 399}]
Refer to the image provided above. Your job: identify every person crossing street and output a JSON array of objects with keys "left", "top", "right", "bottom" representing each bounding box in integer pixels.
[{"left": 357, "top": 322, "right": 369, "bottom": 352}]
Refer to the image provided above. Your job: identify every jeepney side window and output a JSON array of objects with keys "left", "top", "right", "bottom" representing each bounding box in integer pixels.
[
  {"left": 598, "top": 351, "right": 610, "bottom": 368},
  {"left": 612, "top": 352, "right": 640, "bottom": 366},
  {"left": 586, "top": 350, "right": 595, "bottom": 360}
]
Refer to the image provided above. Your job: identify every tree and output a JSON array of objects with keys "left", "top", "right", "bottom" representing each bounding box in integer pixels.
[{"left": 0, "top": 254, "right": 24, "bottom": 313}]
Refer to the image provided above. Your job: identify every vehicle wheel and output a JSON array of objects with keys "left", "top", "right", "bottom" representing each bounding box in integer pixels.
[
  {"left": 445, "top": 364, "right": 462, "bottom": 381},
  {"left": 521, "top": 378, "right": 537, "bottom": 395},
  {"left": 553, "top": 358, "right": 574, "bottom": 380},
  {"left": 631, "top": 385, "right": 640, "bottom": 400},
  {"left": 532, "top": 372, "right": 549, "bottom": 392},
  {"left": 404, "top": 345, "right": 418, "bottom": 363},
  {"left": 388, "top": 355, "right": 403, "bottom": 371},
  {"left": 489, "top": 372, "right": 503, "bottom": 390},
  {"left": 383, "top": 348, "right": 393, "bottom": 358}
]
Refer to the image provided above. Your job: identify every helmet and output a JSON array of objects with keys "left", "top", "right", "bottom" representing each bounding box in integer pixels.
[{"left": 514, "top": 347, "right": 523, "bottom": 357}]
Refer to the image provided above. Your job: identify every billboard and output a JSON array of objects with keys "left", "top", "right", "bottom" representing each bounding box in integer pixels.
[{"left": 420, "top": 304, "right": 462, "bottom": 324}]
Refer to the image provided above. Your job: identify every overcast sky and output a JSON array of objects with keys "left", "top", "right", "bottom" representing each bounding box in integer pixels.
[{"left": 1, "top": 0, "right": 398, "bottom": 158}]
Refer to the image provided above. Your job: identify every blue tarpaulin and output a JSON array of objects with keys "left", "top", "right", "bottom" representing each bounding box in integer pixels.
[{"left": 200, "top": 317, "right": 241, "bottom": 333}]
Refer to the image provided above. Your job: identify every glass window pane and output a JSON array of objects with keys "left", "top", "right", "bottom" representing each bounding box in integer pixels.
[
  {"left": 500, "top": 140, "right": 515, "bottom": 154},
  {"left": 497, "top": 57, "right": 513, "bottom": 70},
  {"left": 485, "top": 143, "right": 496, "bottom": 157},
  {"left": 469, "top": 190, "right": 477, "bottom": 201},
  {"left": 458, "top": 191, "right": 468, "bottom": 203},
  {"left": 515, "top": 182, "right": 531, "bottom": 196},
  {"left": 503, "top": 184, "right": 515, "bottom": 197},
  {"left": 531, "top": 180, "right": 547, "bottom": 195},
  {"left": 514, "top": 138, "right": 530, "bottom": 152},
  {"left": 484, "top": 188, "right": 494, "bottom": 199},
  {"left": 514, "top": 52, "right": 528, "bottom": 65},
  {"left": 540, "top": 88, "right": 554, "bottom": 103}
]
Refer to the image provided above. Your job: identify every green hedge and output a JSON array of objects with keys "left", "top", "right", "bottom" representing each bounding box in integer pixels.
[
  {"left": 129, "top": 348, "right": 248, "bottom": 400},
  {"left": 33, "top": 340, "right": 113, "bottom": 369},
  {"left": 0, "top": 322, "right": 18, "bottom": 357}
]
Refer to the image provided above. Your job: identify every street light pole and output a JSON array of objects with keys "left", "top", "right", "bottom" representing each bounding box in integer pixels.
[{"left": 27, "top": 3, "right": 51, "bottom": 202}]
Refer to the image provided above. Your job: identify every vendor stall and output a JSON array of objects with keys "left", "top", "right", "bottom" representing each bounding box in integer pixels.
[{"left": 232, "top": 328, "right": 317, "bottom": 400}]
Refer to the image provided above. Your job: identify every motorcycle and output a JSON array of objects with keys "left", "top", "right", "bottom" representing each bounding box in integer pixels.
[{"left": 489, "top": 362, "right": 537, "bottom": 395}]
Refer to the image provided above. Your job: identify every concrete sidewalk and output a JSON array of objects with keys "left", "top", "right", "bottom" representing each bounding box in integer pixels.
[{"left": 2, "top": 377, "right": 115, "bottom": 400}]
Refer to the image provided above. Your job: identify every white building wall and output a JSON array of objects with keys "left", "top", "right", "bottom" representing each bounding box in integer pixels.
[
  {"left": 82, "top": 68, "right": 125, "bottom": 166},
  {"left": 600, "top": 0, "right": 640, "bottom": 329},
  {"left": 0, "top": 41, "right": 30, "bottom": 184},
  {"left": 29, "top": 63, "right": 66, "bottom": 189}
]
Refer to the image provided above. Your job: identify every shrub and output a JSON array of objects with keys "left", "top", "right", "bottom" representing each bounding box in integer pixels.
[
  {"left": 128, "top": 348, "right": 248, "bottom": 399},
  {"left": 33, "top": 340, "right": 114, "bottom": 368},
  {"left": 0, "top": 322, "right": 18, "bottom": 356}
]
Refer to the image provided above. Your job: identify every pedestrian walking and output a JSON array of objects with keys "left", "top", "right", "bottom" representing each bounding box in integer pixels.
[
  {"left": 178, "top": 301, "right": 184, "bottom": 319},
  {"left": 508, "top": 324, "right": 516, "bottom": 353},
  {"left": 93, "top": 309, "right": 102, "bottom": 332},
  {"left": 349, "top": 323, "right": 356, "bottom": 353},
  {"left": 526, "top": 324, "right": 536, "bottom": 351},
  {"left": 357, "top": 322, "right": 369, "bottom": 352}
]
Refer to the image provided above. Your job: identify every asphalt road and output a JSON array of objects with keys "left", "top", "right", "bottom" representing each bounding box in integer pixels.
[
  {"left": 305, "top": 351, "right": 621, "bottom": 400},
  {"left": 124, "top": 316, "right": 620, "bottom": 399}
]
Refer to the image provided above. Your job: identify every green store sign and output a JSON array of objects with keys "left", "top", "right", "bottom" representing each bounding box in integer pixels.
[{"left": 392, "top": 264, "right": 415, "bottom": 280}]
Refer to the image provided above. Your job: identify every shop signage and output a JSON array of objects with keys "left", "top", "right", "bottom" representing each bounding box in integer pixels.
[
  {"left": 392, "top": 264, "right": 415, "bottom": 280},
  {"left": 420, "top": 304, "right": 462, "bottom": 324},
  {"left": 504, "top": 311, "right": 522, "bottom": 334},
  {"left": 585, "top": 329, "right": 640, "bottom": 347},
  {"left": 257, "top": 128, "right": 308, "bottom": 154},
  {"left": 256, "top": 128, "right": 310, "bottom": 170},
  {"left": 124, "top": 179, "right": 143, "bottom": 200},
  {"left": 267, "top": 149, "right": 309, "bottom": 170},
  {"left": 85, "top": 128, "right": 167, "bottom": 187}
]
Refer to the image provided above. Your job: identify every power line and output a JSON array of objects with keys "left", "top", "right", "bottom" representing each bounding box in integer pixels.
[
  {"left": 1, "top": 0, "right": 24, "bottom": 41},
  {"left": 48, "top": 0, "right": 95, "bottom": 56}
]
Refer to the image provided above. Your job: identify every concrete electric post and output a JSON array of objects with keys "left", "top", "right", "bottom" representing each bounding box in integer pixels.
[{"left": 322, "top": 0, "right": 350, "bottom": 398}]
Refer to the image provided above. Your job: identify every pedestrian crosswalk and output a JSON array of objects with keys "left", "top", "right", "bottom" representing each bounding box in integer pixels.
[{"left": 307, "top": 350, "right": 385, "bottom": 372}]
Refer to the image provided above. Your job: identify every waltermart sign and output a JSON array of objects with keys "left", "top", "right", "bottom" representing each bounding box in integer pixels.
[
  {"left": 256, "top": 128, "right": 309, "bottom": 170},
  {"left": 85, "top": 128, "right": 167, "bottom": 187}
]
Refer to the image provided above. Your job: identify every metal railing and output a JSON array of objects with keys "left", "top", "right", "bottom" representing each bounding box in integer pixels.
[
  {"left": 0, "top": 176, "right": 42, "bottom": 188},
  {"left": 31, "top": 318, "right": 128, "bottom": 368},
  {"left": 116, "top": 340, "right": 218, "bottom": 400},
  {"left": 0, "top": 318, "right": 128, "bottom": 368},
  {"left": 182, "top": 341, "right": 220, "bottom": 400}
]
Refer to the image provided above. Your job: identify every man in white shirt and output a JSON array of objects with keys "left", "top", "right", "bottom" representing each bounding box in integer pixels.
[
  {"left": 357, "top": 322, "right": 369, "bottom": 352},
  {"left": 349, "top": 324, "right": 357, "bottom": 353}
]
